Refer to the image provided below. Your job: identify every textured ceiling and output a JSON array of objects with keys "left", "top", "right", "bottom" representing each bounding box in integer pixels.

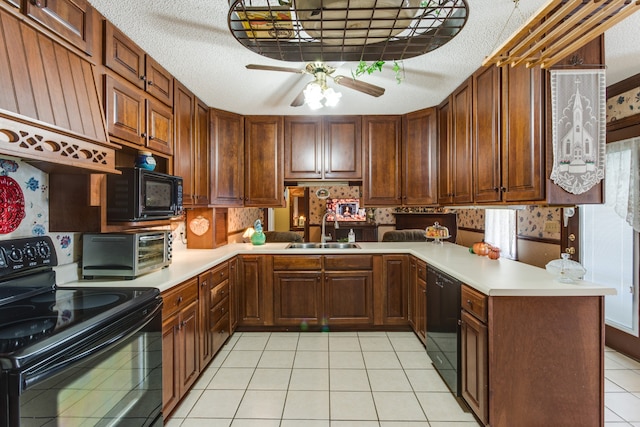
[{"left": 87, "top": 0, "right": 640, "bottom": 116}]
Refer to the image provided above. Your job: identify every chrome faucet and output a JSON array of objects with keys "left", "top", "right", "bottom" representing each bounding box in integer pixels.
[{"left": 321, "top": 211, "right": 339, "bottom": 244}]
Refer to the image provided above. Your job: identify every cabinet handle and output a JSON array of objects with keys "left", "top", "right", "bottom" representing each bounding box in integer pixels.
[
  {"left": 148, "top": 135, "right": 155, "bottom": 140},
  {"left": 500, "top": 187, "right": 507, "bottom": 192},
  {"left": 30, "top": 0, "right": 44, "bottom": 7},
  {"left": 493, "top": 187, "right": 500, "bottom": 192},
  {"left": 140, "top": 75, "right": 147, "bottom": 81},
  {"left": 201, "top": 281, "right": 206, "bottom": 287},
  {"left": 141, "top": 133, "right": 147, "bottom": 138},
  {"left": 147, "top": 80, "right": 154, "bottom": 86},
  {"left": 221, "top": 307, "right": 225, "bottom": 313},
  {"left": 458, "top": 319, "right": 463, "bottom": 326},
  {"left": 177, "top": 296, "right": 183, "bottom": 304},
  {"left": 466, "top": 299, "right": 473, "bottom": 307}
]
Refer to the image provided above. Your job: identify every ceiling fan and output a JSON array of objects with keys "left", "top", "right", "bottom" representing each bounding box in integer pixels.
[{"left": 246, "top": 62, "right": 385, "bottom": 107}]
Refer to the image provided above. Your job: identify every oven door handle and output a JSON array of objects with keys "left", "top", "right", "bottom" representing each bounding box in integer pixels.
[{"left": 21, "top": 301, "right": 162, "bottom": 391}]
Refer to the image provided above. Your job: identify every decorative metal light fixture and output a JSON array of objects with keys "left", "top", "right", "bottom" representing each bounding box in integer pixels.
[{"left": 228, "top": 0, "right": 469, "bottom": 62}]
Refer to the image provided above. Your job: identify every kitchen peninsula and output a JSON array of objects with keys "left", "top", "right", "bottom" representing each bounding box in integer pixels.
[{"left": 62, "top": 242, "right": 614, "bottom": 427}]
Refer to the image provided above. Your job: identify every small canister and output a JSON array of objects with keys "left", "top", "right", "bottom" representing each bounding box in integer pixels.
[{"left": 136, "top": 150, "right": 156, "bottom": 171}]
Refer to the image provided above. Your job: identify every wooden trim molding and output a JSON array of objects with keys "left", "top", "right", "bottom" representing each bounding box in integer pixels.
[
  {"left": 0, "top": 115, "right": 119, "bottom": 174},
  {"left": 516, "top": 234, "right": 561, "bottom": 245},
  {"left": 606, "top": 72, "right": 640, "bottom": 143}
]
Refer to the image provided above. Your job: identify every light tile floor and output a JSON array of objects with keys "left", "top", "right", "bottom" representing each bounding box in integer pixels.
[{"left": 165, "top": 331, "right": 640, "bottom": 427}]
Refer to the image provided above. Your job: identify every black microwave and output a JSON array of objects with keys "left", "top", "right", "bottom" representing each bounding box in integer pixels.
[{"left": 107, "top": 168, "right": 183, "bottom": 221}]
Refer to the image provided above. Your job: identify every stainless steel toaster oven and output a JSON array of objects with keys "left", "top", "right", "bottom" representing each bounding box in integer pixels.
[{"left": 82, "top": 231, "right": 172, "bottom": 280}]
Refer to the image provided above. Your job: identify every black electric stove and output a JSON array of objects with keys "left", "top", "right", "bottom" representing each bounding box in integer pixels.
[{"left": 0, "top": 236, "right": 163, "bottom": 427}]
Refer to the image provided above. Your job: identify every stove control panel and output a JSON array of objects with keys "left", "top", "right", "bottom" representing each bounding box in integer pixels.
[{"left": 0, "top": 236, "right": 57, "bottom": 277}]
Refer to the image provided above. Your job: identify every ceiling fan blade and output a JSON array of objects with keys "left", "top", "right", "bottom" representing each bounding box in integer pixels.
[
  {"left": 290, "top": 90, "right": 305, "bottom": 107},
  {"left": 333, "top": 75, "right": 385, "bottom": 97},
  {"left": 246, "top": 64, "right": 304, "bottom": 74}
]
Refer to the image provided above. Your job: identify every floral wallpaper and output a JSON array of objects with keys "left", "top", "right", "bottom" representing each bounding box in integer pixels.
[
  {"left": 454, "top": 206, "right": 562, "bottom": 241},
  {"left": 229, "top": 207, "right": 263, "bottom": 233},
  {"left": 607, "top": 87, "right": 640, "bottom": 122},
  {"left": 0, "top": 157, "right": 77, "bottom": 264}
]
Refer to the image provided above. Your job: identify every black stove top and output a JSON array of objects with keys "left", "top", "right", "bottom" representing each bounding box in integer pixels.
[{"left": 0, "top": 236, "right": 160, "bottom": 365}]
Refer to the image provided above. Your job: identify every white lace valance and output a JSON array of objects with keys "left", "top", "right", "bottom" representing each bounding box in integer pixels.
[
  {"left": 550, "top": 69, "right": 606, "bottom": 194},
  {"left": 606, "top": 137, "right": 640, "bottom": 233}
]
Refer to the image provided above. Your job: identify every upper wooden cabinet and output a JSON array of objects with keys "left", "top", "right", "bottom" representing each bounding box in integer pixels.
[
  {"left": 501, "top": 65, "right": 545, "bottom": 202},
  {"left": 174, "top": 82, "right": 208, "bottom": 206},
  {"left": 402, "top": 108, "right": 438, "bottom": 206},
  {"left": 25, "top": 0, "right": 93, "bottom": 55},
  {"left": 284, "top": 115, "right": 362, "bottom": 181},
  {"left": 210, "top": 109, "right": 245, "bottom": 207},
  {"left": 363, "top": 115, "right": 402, "bottom": 206},
  {"left": 438, "top": 79, "right": 473, "bottom": 205},
  {"left": 104, "top": 21, "right": 173, "bottom": 106},
  {"left": 473, "top": 66, "right": 503, "bottom": 203},
  {"left": 104, "top": 75, "right": 173, "bottom": 155},
  {"left": 244, "top": 116, "right": 285, "bottom": 207}
]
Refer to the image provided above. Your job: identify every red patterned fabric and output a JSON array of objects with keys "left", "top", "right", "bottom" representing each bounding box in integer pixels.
[{"left": 0, "top": 176, "right": 25, "bottom": 233}]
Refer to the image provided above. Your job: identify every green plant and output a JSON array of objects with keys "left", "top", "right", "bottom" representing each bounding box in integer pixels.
[{"left": 352, "top": 60, "right": 404, "bottom": 84}]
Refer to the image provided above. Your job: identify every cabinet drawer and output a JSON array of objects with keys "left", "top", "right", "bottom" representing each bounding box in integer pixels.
[
  {"left": 212, "top": 312, "right": 230, "bottom": 354},
  {"left": 461, "top": 285, "right": 487, "bottom": 323},
  {"left": 273, "top": 255, "right": 322, "bottom": 270},
  {"left": 325, "top": 255, "right": 373, "bottom": 270},
  {"left": 416, "top": 260, "right": 427, "bottom": 281},
  {"left": 210, "top": 280, "right": 229, "bottom": 308},
  {"left": 211, "top": 262, "right": 229, "bottom": 286},
  {"left": 162, "top": 278, "right": 198, "bottom": 319},
  {"left": 211, "top": 298, "right": 229, "bottom": 326}
]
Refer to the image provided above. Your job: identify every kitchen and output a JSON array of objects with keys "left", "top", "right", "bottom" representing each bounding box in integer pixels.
[{"left": 0, "top": 0, "right": 639, "bottom": 426}]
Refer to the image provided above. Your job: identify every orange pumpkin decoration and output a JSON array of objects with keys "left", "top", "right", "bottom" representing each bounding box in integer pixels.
[
  {"left": 472, "top": 241, "right": 489, "bottom": 256},
  {"left": 487, "top": 246, "right": 501, "bottom": 260}
]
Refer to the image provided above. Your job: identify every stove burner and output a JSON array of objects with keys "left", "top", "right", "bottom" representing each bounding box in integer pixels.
[
  {"left": 69, "top": 293, "right": 122, "bottom": 310},
  {"left": 0, "top": 316, "right": 57, "bottom": 353}
]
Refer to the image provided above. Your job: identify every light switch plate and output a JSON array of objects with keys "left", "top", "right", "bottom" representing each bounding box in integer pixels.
[{"left": 544, "top": 221, "right": 561, "bottom": 233}]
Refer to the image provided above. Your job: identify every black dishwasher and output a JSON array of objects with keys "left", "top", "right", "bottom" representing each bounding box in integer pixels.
[{"left": 426, "top": 266, "right": 461, "bottom": 395}]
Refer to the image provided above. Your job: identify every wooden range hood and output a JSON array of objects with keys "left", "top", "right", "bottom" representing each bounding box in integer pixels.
[
  {"left": 0, "top": 7, "right": 119, "bottom": 174},
  {"left": 483, "top": 0, "right": 640, "bottom": 69}
]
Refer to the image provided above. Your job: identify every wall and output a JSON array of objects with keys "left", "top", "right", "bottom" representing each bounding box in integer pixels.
[{"left": 0, "top": 157, "right": 78, "bottom": 264}]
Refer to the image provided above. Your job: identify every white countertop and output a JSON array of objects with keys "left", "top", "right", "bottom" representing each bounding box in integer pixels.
[{"left": 60, "top": 242, "right": 616, "bottom": 297}]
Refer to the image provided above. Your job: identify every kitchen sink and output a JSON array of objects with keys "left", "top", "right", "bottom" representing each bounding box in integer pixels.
[{"left": 286, "top": 242, "right": 360, "bottom": 249}]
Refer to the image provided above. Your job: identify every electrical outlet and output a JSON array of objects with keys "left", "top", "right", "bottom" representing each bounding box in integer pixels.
[{"left": 544, "top": 221, "right": 561, "bottom": 233}]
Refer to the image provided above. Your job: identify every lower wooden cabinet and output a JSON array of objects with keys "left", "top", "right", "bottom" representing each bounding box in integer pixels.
[
  {"left": 162, "top": 278, "right": 199, "bottom": 415},
  {"left": 239, "top": 255, "right": 270, "bottom": 326},
  {"left": 461, "top": 309, "right": 488, "bottom": 425},
  {"left": 408, "top": 256, "right": 427, "bottom": 344},
  {"left": 380, "top": 255, "right": 409, "bottom": 326}
]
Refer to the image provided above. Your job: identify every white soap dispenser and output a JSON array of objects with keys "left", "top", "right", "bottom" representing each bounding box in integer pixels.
[{"left": 348, "top": 229, "right": 355, "bottom": 243}]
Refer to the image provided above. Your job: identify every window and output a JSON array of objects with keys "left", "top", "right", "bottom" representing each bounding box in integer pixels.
[
  {"left": 484, "top": 209, "right": 517, "bottom": 260},
  {"left": 581, "top": 204, "right": 638, "bottom": 336}
]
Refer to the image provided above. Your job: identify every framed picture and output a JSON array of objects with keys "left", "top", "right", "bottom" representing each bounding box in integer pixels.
[{"left": 326, "top": 198, "right": 365, "bottom": 222}]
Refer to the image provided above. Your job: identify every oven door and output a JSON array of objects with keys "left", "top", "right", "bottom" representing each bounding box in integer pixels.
[{"left": 3, "top": 299, "right": 163, "bottom": 427}]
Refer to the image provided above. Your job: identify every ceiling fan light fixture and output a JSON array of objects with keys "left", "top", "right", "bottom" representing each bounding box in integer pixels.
[{"left": 303, "top": 80, "right": 341, "bottom": 109}]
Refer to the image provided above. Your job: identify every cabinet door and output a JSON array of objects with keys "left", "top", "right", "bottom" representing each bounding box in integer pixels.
[
  {"left": 145, "top": 55, "right": 174, "bottom": 105},
  {"left": 273, "top": 271, "right": 323, "bottom": 326},
  {"left": 473, "top": 66, "right": 502, "bottom": 203},
  {"left": 178, "top": 299, "right": 200, "bottom": 396},
  {"left": 324, "top": 115, "right": 362, "bottom": 180},
  {"left": 502, "top": 65, "right": 545, "bottom": 202},
  {"left": 416, "top": 275, "right": 426, "bottom": 344},
  {"left": 26, "top": 0, "right": 93, "bottom": 54},
  {"left": 104, "top": 75, "right": 145, "bottom": 145},
  {"left": 363, "top": 115, "right": 402, "bottom": 206},
  {"left": 198, "top": 270, "right": 212, "bottom": 370},
  {"left": 324, "top": 271, "right": 373, "bottom": 325},
  {"left": 162, "top": 313, "right": 180, "bottom": 414},
  {"left": 103, "top": 21, "right": 145, "bottom": 89},
  {"left": 173, "top": 82, "right": 196, "bottom": 205},
  {"left": 451, "top": 80, "right": 473, "bottom": 204},
  {"left": 381, "top": 255, "right": 409, "bottom": 325},
  {"left": 437, "top": 99, "right": 454, "bottom": 205},
  {"left": 146, "top": 98, "right": 173, "bottom": 155},
  {"left": 403, "top": 108, "right": 438, "bottom": 205},
  {"left": 194, "top": 98, "right": 210, "bottom": 205},
  {"left": 244, "top": 116, "right": 284, "bottom": 207},
  {"left": 284, "top": 116, "right": 323, "bottom": 180},
  {"left": 408, "top": 258, "right": 417, "bottom": 330},
  {"left": 461, "top": 310, "right": 488, "bottom": 425},
  {"left": 210, "top": 109, "right": 245, "bottom": 207},
  {"left": 239, "top": 255, "right": 267, "bottom": 325},
  {"left": 229, "top": 257, "right": 239, "bottom": 333}
]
